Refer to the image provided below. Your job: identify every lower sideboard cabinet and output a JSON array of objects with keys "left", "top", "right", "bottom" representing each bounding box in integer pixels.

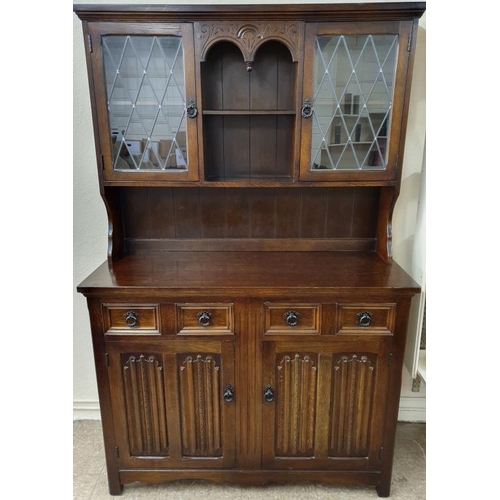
[{"left": 79, "top": 281, "right": 417, "bottom": 498}]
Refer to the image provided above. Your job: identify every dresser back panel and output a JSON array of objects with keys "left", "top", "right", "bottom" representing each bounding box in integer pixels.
[{"left": 119, "top": 186, "right": 379, "bottom": 251}]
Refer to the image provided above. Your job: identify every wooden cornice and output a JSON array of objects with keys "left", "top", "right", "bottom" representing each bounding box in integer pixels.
[{"left": 73, "top": 2, "right": 426, "bottom": 23}]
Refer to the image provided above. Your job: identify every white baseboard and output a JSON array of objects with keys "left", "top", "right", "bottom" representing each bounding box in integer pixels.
[
  {"left": 73, "top": 400, "right": 101, "bottom": 420},
  {"left": 74, "top": 397, "right": 426, "bottom": 423},
  {"left": 398, "top": 396, "right": 426, "bottom": 422}
]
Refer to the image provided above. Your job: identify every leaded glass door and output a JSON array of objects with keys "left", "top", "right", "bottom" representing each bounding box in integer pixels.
[
  {"left": 89, "top": 23, "right": 199, "bottom": 181},
  {"left": 299, "top": 22, "right": 414, "bottom": 182}
]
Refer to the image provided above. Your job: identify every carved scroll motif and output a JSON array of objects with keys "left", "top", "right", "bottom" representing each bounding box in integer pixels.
[{"left": 197, "top": 21, "right": 301, "bottom": 63}]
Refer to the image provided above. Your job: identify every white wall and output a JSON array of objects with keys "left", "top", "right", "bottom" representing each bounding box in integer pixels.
[
  {"left": 391, "top": 5, "right": 426, "bottom": 421},
  {"left": 73, "top": 0, "right": 426, "bottom": 420}
]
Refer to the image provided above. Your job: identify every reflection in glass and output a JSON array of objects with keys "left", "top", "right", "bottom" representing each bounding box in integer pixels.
[
  {"left": 311, "top": 35, "right": 398, "bottom": 171},
  {"left": 102, "top": 36, "right": 188, "bottom": 171}
]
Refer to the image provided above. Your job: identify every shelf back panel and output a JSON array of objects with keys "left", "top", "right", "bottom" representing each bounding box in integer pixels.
[
  {"left": 202, "top": 41, "right": 297, "bottom": 181},
  {"left": 119, "top": 186, "right": 379, "bottom": 251}
]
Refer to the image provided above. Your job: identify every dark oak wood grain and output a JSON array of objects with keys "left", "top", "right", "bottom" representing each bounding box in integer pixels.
[
  {"left": 118, "top": 187, "right": 380, "bottom": 252},
  {"left": 77, "top": 251, "right": 419, "bottom": 294},
  {"left": 75, "top": 3, "right": 425, "bottom": 497},
  {"left": 74, "top": 3, "right": 426, "bottom": 22},
  {"left": 202, "top": 41, "right": 296, "bottom": 181}
]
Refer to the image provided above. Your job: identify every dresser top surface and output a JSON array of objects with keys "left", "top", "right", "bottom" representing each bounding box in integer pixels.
[{"left": 77, "top": 251, "right": 420, "bottom": 295}]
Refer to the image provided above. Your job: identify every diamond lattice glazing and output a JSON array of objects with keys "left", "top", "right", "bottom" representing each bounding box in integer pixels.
[
  {"left": 311, "top": 35, "right": 398, "bottom": 171},
  {"left": 103, "top": 35, "right": 188, "bottom": 171}
]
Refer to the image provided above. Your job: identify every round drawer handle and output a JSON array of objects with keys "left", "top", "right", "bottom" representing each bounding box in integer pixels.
[
  {"left": 284, "top": 310, "right": 299, "bottom": 327},
  {"left": 263, "top": 385, "right": 275, "bottom": 403},
  {"left": 223, "top": 384, "right": 235, "bottom": 403},
  {"left": 301, "top": 98, "right": 313, "bottom": 119},
  {"left": 357, "top": 311, "right": 373, "bottom": 327},
  {"left": 124, "top": 311, "right": 139, "bottom": 328},
  {"left": 197, "top": 311, "right": 212, "bottom": 327},
  {"left": 186, "top": 99, "right": 198, "bottom": 119}
]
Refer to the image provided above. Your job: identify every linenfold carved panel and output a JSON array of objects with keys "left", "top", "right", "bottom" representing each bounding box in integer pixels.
[
  {"left": 122, "top": 354, "right": 169, "bottom": 457},
  {"left": 330, "top": 354, "right": 376, "bottom": 457},
  {"left": 178, "top": 354, "right": 223, "bottom": 457},
  {"left": 276, "top": 353, "right": 318, "bottom": 457},
  {"left": 196, "top": 21, "right": 301, "bottom": 63}
]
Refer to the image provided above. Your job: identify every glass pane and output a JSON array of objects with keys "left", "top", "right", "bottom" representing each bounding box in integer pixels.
[
  {"left": 310, "top": 34, "right": 397, "bottom": 171},
  {"left": 102, "top": 35, "right": 188, "bottom": 171}
]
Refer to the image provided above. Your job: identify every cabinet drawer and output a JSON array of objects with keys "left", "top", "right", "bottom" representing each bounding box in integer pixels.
[
  {"left": 103, "top": 304, "right": 160, "bottom": 335},
  {"left": 336, "top": 303, "right": 396, "bottom": 335},
  {"left": 264, "top": 303, "right": 321, "bottom": 335},
  {"left": 176, "top": 303, "right": 234, "bottom": 335}
]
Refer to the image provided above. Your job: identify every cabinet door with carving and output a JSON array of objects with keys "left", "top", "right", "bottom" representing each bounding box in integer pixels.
[
  {"left": 262, "top": 340, "right": 390, "bottom": 470},
  {"left": 106, "top": 339, "right": 235, "bottom": 469}
]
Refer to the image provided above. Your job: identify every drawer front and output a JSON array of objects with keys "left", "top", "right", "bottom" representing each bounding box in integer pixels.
[
  {"left": 176, "top": 303, "right": 234, "bottom": 335},
  {"left": 264, "top": 303, "right": 321, "bottom": 335},
  {"left": 103, "top": 304, "right": 160, "bottom": 335},
  {"left": 336, "top": 303, "right": 396, "bottom": 335}
]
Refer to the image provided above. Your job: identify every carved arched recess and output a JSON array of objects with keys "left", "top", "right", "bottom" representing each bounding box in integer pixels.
[
  {"left": 196, "top": 21, "right": 302, "bottom": 69},
  {"left": 199, "top": 24, "right": 299, "bottom": 181}
]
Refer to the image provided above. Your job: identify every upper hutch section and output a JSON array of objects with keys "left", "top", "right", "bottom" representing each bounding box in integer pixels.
[{"left": 75, "top": 2, "right": 425, "bottom": 187}]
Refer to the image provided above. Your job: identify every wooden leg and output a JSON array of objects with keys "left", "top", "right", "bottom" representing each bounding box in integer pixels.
[
  {"left": 107, "top": 471, "right": 123, "bottom": 496},
  {"left": 376, "top": 471, "right": 392, "bottom": 497},
  {"left": 86, "top": 299, "right": 124, "bottom": 496}
]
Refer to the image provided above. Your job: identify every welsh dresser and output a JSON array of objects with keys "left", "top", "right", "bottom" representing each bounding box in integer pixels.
[{"left": 74, "top": 2, "right": 425, "bottom": 496}]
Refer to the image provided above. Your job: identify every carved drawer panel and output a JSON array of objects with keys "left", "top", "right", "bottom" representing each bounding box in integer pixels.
[
  {"left": 336, "top": 303, "right": 396, "bottom": 336},
  {"left": 264, "top": 303, "right": 321, "bottom": 335},
  {"left": 176, "top": 303, "right": 234, "bottom": 335},
  {"left": 103, "top": 304, "right": 161, "bottom": 335}
]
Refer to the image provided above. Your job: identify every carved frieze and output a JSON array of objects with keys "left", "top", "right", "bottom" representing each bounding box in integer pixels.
[{"left": 196, "top": 21, "right": 301, "bottom": 64}]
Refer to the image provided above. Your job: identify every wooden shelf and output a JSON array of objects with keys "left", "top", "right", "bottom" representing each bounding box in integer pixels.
[
  {"left": 203, "top": 109, "right": 296, "bottom": 115},
  {"left": 205, "top": 174, "right": 292, "bottom": 183},
  {"left": 78, "top": 251, "right": 421, "bottom": 292},
  {"left": 102, "top": 179, "right": 398, "bottom": 188}
]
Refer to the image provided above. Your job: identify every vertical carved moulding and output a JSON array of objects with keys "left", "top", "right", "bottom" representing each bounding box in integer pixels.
[
  {"left": 330, "top": 354, "right": 375, "bottom": 457},
  {"left": 122, "top": 354, "right": 169, "bottom": 457},
  {"left": 178, "top": 354, "right": 223, "bottom": 457},
  {"left": 276, "top": 353, "right": 318, "bottom": 457}
]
